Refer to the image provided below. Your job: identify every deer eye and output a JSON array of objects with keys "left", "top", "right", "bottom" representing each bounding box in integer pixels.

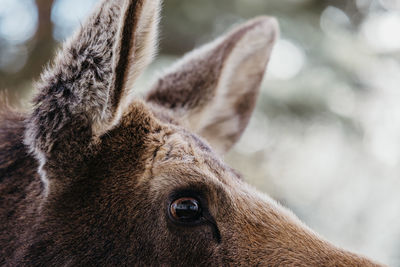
[{"left": 169, "top": 197, "right": 202, "bottom": 223}]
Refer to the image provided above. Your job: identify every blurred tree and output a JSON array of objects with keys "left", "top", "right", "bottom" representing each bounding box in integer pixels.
[
  {"left": 0, "top": 0, "right": 55, "bottom": 98},
  {"left": 0, "top": 0, "right": 370, "bottom": 94}
]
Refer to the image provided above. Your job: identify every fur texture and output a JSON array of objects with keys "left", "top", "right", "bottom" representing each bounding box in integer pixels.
[
  {"left": 147, "top": 17, "right": 278, "bottom": 154},
  {"left": 0, "top": 0, "right": 385, "bottom": 266}
]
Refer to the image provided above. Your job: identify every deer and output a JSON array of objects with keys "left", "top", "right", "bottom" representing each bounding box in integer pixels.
[{"left": 0, "top": 0, "right": 385, "bottom": 266}]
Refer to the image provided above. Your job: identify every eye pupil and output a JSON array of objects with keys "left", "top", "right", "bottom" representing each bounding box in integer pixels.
[{"left": 170, "top": 197, "right": 201, "bottom": 222}]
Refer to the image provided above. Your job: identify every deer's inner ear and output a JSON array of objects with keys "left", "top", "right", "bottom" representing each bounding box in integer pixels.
[
  {"left": 147, "top": 17, "right": 279, "bottom": 154},
  {"left": 95, "top": 0, "right": 161, "bottom": 135}
]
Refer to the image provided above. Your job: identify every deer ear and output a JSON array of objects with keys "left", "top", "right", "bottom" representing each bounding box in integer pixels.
[
  {"left": 106, "top": 0, "right": 161, "bottom": 134},
  {"left": 25, "top": 0, "right": 160, "bottom": 189},
  {"left": 146, "top": 17, "right": 279, "bottom": 154},
  {"left": 26, "top": 0, "right": 160, "bottom": 152}
]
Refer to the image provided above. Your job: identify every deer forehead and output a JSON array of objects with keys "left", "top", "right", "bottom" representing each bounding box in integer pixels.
[
  {"left": 112, "top": 102, "right": 264, "bottom": 204},
  {"left": 150, "top": 132, "right": 225, "bottom": 176},
  {"left": 127, "top": 123, "right": 236, "bottom": 190}
]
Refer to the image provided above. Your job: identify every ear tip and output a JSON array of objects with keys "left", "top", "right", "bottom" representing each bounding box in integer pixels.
[{"left": 246, "top": 16, "right": 280, "bottom": 44}]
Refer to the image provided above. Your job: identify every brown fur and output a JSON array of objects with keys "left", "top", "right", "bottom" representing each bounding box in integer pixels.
[{"left": 0, "top": 0, "right": 385, "bottom": 266}]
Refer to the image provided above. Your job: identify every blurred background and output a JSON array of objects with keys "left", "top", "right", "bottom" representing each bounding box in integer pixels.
[{"left": 1, "top": 0, "right": 399, "bottom": 265}]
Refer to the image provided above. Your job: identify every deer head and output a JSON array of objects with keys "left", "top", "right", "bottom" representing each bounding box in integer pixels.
[{"left": 21, "top": 0, "right": 383, "bottom": 265}]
